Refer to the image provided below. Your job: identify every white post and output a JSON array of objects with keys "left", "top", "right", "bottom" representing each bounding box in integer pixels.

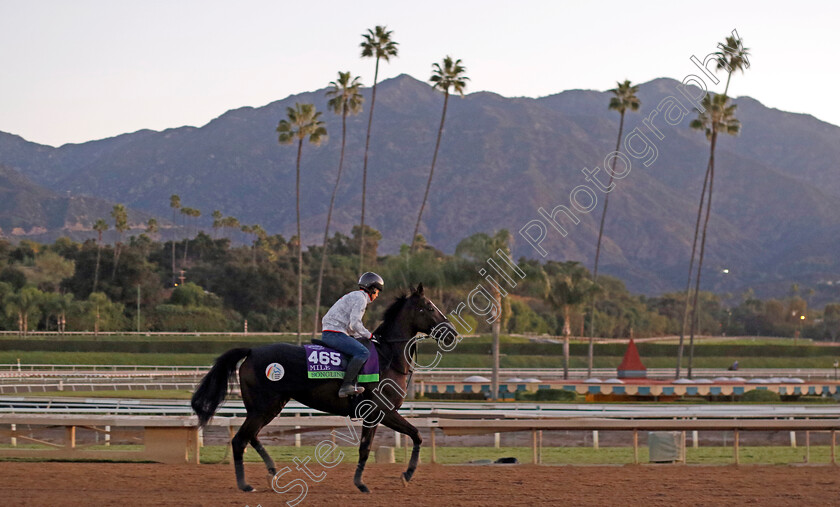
[
  {"left": 790, "top": 417, "right": 797, "bottom": 448},
  {"left": 692, "top": 430, "right": 699, "bottom": 448},
  {"left": 395, "top": 431, "right": 401, "bottom": 448},
  {"left": 105, "top": 425, "right": 111, "bottom": 447},
  {"left": 494, "top": 432, "right": 501, "bottom": 449},
  {"left": 593, "top": 430, "right": 599, "bottom": 450},
  {"left": 11, "top": 423, "right": 16, "bottom": 447}
]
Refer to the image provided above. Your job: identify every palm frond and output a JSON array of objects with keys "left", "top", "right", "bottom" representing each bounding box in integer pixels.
[{"left": 430, "top": 56, "right": 470, "bottom": 95}]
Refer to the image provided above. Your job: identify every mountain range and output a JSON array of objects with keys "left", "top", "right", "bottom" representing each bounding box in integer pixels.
[{"left": 1, "top": 75, "right": 839, "bottom": 298}]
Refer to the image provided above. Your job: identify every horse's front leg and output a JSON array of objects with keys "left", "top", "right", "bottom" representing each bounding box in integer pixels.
[
  {"left": 381, "top": 411, "right": 422, "bottom": 485},
  {"left": 354, "top": 423, "right": 378, "bottom": 493}
]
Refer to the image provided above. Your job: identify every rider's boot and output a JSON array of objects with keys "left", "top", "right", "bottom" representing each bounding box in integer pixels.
[{"left": 338, "top": 357, "right": 366, "bottom": 397}]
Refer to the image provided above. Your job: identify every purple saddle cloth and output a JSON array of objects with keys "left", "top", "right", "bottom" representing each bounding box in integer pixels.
[{"left": 303, "top": 340, "right": 379, "bottom": 383}]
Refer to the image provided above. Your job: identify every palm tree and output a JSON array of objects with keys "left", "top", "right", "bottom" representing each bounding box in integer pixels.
[
  {"left": 5, "top": 287, "right": 43, "bottom": 337},
  {"left": 410, "top": 56, "right": 469, "bottom": 253},
  {"left": 588, "top": 80, "right": 640, "bottom": 376},
  {"left": 211, "top": 210, "right": 223, "bottom": 239},
  {"left": 546, "top": 261, "right": 597, "bottom": 379},
  {"left": 717, "top": 34, "right": 750, "bottom": 97},
  {"left": 677, "top": 34, "right": 749, "bottom": 378},
  {"left": 312, "top": 72, "right": 364, "bottom": 338},
  {"left": 277, "top": 103, "right": 327, "bottom": 344},
  {"left": 146, "top": 218, "right": 159, "bottom": 240},
  {"left": 92, "top": 218, "right": 109, "bottom": 293},
  {"left": 88, "top": 291, "right": 109, "bottom": 337},
  {"left": 180, "top": 207, "right": 200, "bottom": 267},
  {"left": 684, "top": 92, "right": 740, "bottom": 377},
  {"left": 110, "top": 204, "right": 128, "bottom": 278},
  {"left": 455, "top": 230, "right": 511, "bottom": 400},
  {"left": 241, "top": 224, "right": 266, "bottom": 265},
  {"left": 169, "top": 194, "right": 181, "bottom": 285},
  {"left": 222, "top": 216, "right": 240, "bottom": 242},
  {"left": 359, "top": 25, "right": 398, "bottom": 272}
]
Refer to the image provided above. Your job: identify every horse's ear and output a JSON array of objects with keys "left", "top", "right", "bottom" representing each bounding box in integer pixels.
[
  {"left": 416, "top": 283, "right": 424, "bottom": 296},
  {"left": 409, "top": 285, "right": 416, "bottom": 294}
]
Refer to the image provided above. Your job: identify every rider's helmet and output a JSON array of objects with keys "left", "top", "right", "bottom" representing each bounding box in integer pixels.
[{"left": 358, "top": 272, "right": 384, "bottom": 294}]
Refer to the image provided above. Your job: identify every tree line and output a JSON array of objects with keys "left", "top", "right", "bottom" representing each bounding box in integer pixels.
[{"left": 0, "top": 231, "right": 838, "bottom": 344}]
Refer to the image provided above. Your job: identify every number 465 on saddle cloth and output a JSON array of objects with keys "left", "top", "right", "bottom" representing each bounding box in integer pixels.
[{"left": 303, "top": 342, "right": 379, "bottom": 382}]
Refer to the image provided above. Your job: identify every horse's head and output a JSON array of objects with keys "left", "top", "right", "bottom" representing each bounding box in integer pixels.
[{"left": 403, "top": 283, "right": 457, "bottom": 349}]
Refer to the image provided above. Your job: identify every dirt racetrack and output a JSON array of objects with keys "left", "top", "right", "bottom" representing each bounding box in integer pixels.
[{"left": 2, "top": 462, "right": 840, "bottom": 506}]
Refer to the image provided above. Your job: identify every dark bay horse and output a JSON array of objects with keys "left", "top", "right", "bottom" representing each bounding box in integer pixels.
[{"left": 191, "top": 284, "right": 455, "bottom": 493}]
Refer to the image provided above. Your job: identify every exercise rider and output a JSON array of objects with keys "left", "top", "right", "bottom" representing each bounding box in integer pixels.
[{"left": 320, "top": 272, "right": 384, "bottom": 397}]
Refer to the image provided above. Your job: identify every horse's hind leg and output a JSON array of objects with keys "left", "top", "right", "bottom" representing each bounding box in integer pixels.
[
  {"left": 232, "top": 414, "right": 264, "bottom": 492},
  {"left": 251, "top": 436, "right": 276, "bottom": 476},
  {"left": 251, "top": 396, "right": 289, "bottom": 481},
  {"left": 354, "top": 424, "right": 378, "bottom": 493},
  {"left": 381, "top": 411, "right": 422, "bottom": 485}
]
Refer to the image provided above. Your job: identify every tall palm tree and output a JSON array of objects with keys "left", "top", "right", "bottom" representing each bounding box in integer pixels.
[
  {"left": 180, "top": 207, "right": 200, "bottom": 267},
  {"left": 588, "top": 79, "right": 640, "bottom": 376},
  {"left": 146, "top": 218, "right": 159, "bottom": 240},
  {"left": 684, "top": 93, "right": 740, "bottom": 377},
  {"left": 211, "top": 210, "right": 223, "bottom": 239},
  {"left": 455, "top": 230, "right": 512, "bottom": 400},
  {"left": 677, "top": 34, "right": 749, "bottom": 378},
  {"left": 546, "top": 261, "right": 597, "bottom": 380},
  {"left": 169, "top": 194, "right": 181, "bottom": 285},
  {"left": 410, "top": 56, "right": 469, "bottom": 253},
  {"left": 277, "top": 103, "right": 327, "bottom": 344},
  {"left": 359, "top": 26, "right": 398, "bottom": 272},
  {"left": 110, "top": 204, "right": 128, "bottom": 278},
  {"left": 222, "top": 216, "right": 240, "bottom": 242},
  {"left": 312, "top": 72, "right": 364, "bottom": 338},
  {"left": 92, "top": 218, "right": 108, "bottom": 293},
  {"left": 717, "top": 34, "right": 750, "bottom": 97}
]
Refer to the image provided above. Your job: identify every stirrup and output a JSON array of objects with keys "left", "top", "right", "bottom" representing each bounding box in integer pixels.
[{"left": 338, "top": 384, "right": 365, "bottom": 398}]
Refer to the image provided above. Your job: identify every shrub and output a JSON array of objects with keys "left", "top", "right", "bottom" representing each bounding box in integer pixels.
[
  {"left": 741, "top": 389, "right": 781, "bottom": 402},
  {"left": 515, "top": 388, "right": 578, "bottom": 402}
]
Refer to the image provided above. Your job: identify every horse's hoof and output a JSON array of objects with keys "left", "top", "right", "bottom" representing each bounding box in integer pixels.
[
  {"left": 401, "top": 472, "right": 410, "bottom": 486},
  {"left": 239, "top": 484, "right": 255, "bottom": 492},
  {"left": 356, "top": 484, "right": 370, "bottom": 494}
]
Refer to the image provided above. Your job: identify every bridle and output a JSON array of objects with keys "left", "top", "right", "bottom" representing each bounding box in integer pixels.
[{"left": 375, "top": 331, "right": 441, "bottom": 377}]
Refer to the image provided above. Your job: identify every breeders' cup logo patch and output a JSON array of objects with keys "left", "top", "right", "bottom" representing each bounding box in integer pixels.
[{"left": 266, "top": 362, "right": 285, "bottom": 381}]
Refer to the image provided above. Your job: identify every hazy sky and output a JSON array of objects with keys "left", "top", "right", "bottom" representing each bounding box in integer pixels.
[{"left": 1, "top": 0, "right": 837, "bottom": 147}]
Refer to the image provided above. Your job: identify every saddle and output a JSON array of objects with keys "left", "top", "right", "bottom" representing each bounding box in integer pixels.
[{"left": 305, "top": 339, "right": 379, "bottom": 383}]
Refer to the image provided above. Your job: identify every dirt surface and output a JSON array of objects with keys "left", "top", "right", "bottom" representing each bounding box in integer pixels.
[{"left": 2, "top": 462, "right": 839, "bottom": 506}]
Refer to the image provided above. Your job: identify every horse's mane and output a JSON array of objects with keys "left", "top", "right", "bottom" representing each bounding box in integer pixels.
[{"left": 373, "top": 294, "right": 408, "bottom": 336}]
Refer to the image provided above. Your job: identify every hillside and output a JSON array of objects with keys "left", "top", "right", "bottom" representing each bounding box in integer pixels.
[{"left": 1, "top": 75, "right": 838, "bottom": 296}]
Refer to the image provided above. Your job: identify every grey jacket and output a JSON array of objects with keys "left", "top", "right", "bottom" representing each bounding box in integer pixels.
[{"left": 321, "top": 290, "right": 373, "bottom": 338}]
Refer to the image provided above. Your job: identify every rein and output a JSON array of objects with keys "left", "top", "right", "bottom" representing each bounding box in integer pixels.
[{"left": 376, "top": 333, "right": 430, "bottom": 377}]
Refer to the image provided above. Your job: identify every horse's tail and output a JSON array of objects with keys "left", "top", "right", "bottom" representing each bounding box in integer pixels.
[{"left": 191, "top": 347, "right": 250, "bottom": 428}]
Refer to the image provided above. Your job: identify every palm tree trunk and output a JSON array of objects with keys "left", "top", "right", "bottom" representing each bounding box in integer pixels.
[
  {"left": 411, "top": 91, "right": 450, "bottom": 253},
  {"left": 296, "top": 138, "right": 304, "bottom": 345},
  {"left": 183, "top": 223, "right": 189, "bottom": 267},
  {"left": 93, "top": 237, "right": 102, "bottom": 293},
  {"left": 171, "top": 211, "right": 177, "bottom": 285},
  {"left": 676, "top": 159, "right": 712, "bottom": 378},
  {"left": 563, "top": 304, "right": 571, "bottom": 379},
  {"left": 491, "top": 290, "right": 501, "bottom": 401},
  {"left": 588, "top": 111, "right": 626, "bottom": 376},
  {"left": 111, "top": 241, "right": 120, "bottom": 279},
  {"left": 688, "top": 132, "right": 717, "bottom": 378},
  {"left": 313, "top": 109, "right": 349, "bottom": 338},
  {"left": 359, "top": 57, "right": 381, "bottom": 273}
]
